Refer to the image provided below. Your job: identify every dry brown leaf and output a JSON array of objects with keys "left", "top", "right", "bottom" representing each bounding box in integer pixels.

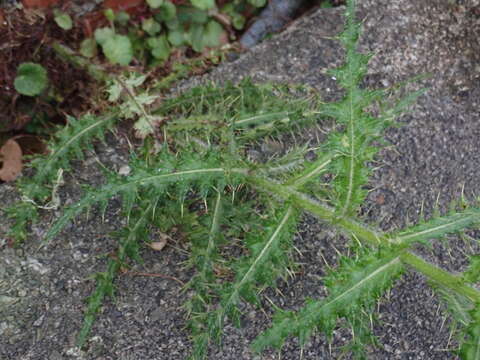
[
  {"left": 22, "top": 0, "right": 60, "bottom": 9},
  {"left": 0, "top": 139, "right": 23, "bottom": 182},
  {"left": 148, "top": 232, "right": 171, "bottom": 251}
]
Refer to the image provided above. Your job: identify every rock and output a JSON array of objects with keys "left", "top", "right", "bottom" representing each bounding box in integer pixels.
[{"left": 240, "top": 0, "right": 308, "bottom": 49}]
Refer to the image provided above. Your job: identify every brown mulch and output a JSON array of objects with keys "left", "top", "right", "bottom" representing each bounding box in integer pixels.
[{"left": 0, "top": 4, "right": 95, "bottom": 134}]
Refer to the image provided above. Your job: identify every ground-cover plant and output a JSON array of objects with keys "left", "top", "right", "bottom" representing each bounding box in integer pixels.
[
  {"left": 14, "top": 62, "right": 49, "bottom": 97},
  {"left": 6, "top": 0, "right": 480, "bottom": 359},
  {"left": 77, "top": 0, "right": 267, "bottom": 67}
]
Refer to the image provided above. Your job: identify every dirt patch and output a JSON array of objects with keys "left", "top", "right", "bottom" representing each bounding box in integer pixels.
[{"left": 0, "top": 5, "right": 97, "bottom": 134}]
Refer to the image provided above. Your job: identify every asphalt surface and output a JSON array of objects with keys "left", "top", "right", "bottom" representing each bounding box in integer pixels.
[{"left": 1, "top": 0, "right": 480, "bottom": 359}]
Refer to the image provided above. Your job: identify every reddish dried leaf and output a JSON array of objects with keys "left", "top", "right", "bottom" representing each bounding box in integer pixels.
[
  {"left": 14, "top": 134, "right": 48, "bottom": 156},
  {"left": 0, "top": 139, "right": 23, "bottom": 182},
  {"left": 103, "top": 0, "right": 145, "bottom": 12},
  {"left": 22, "top": 0, "right": 60, "bottom": 9}
]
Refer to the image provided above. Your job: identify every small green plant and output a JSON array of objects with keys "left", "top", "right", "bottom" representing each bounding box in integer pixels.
[
  {"left": 94, "top": 25, "right": 134, "bottom": 66},
  {"left": 105, "top": 72, "right": 163, "bottom": 137},
  {"left": 14, "top": 62, "right": 49, "bottom": 97},
  {"left": 79, "top": 0, "right": 265, "bottom": 66},
  {"left": 53, "top": 9, "right": 73, "bottom": 31},
  {"left": 8, "top": 0, "right": 479, "bottom": 359}
]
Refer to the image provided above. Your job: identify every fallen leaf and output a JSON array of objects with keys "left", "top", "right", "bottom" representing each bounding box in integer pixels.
[
  {"left": 14, "top": 134, "right": 47, "bottom": 156},
  {"left": 148, "top": 232, "right": 171, "bottom": 251},
  {"left": 0, "top": 139, "right": 23, "bottom": 182},
  {"left": 22, "top": 0, "right": 60, "bottom": 9}
]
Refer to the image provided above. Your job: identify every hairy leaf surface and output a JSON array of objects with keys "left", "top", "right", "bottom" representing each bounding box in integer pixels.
[{"left": 252, "top": 247, "right": 404, "bottom": 352}]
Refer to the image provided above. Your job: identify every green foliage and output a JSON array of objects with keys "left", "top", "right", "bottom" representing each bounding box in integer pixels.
[
  {"left": 14, "top": 62, "right": 48, "bottom": 97},
  {"left": 190, "top": 0, "right": 216, "bottom": 10},
  {"left": 440, "top": 255, "right": 480, "bottom": 360},
  {"left": 9, "top": 0, "right": 480, "bottom": 359},
  {"left": 94, "top": 26, "right": 134, "bottom": 66},
  {"left": 114, "top": 11, "right": 130, "bottom": 26},
  {"left": 102, "top": 35, "right": 133, "bottom": 66},
  {"left": 458, "top": 305, "right": 480, "bottom": 360},
  {"left": 104, "top": 8, "right": 116, "bottom": 23},
  {"left": 320, "top": 0, "right": 424, "bottom": 218},
  {"left": 463, "top": 255, "right": 480, "bottom": 284},
  {"left": 75, "top": 0, "right": 267, "bottom": 67},
  {"left": 248, "top": 0, "right": 266, "bottom": 7},
  {"left": 155, "top": 78, "right": 322, "bottom": 145},
  {"left": 216, "top": 204, "right": 298, "bottom": 311},
  {"left": 184, "top": 191, "right": 226, "bottom": 359},
  {"left": 187, "top": 20, "right": 224, "bottom": 52},
  {"left": 21, "top": 113, "right": 117, "bottom": 203},
  {"left": 390, "top": 208, "right": 480, "bottom": 246},
  {"left": 105, "top": 73, "right": 163, "bottom": 137},
  {"left": 4, "top": 201, "right": 38, "bottom": 243},
  {"left": 80, "top": 38, "right": 97, "bottom": 58},
  {"left": 147, "top": 0, "right": 164, "bottom": 8},
  {"left": 221, "top": 3, "right": 245, "bottom": 30},
  {"left": 53, "top": 9, "right": 73, "bottom": 30},
  {"left": 142, "top": 18, "right": 161, "bottom": 36},
  {"left": 252, "top": 246, "right": 404, "bottom": 356},
  {"left": 77, "top": 199, "right": 154, "bottom": 347},
  {"left": 147, "top": 35, "right": 171, "bottom": 60},
  {"left": 94, "top": 27, "right": 115, "bottom": 45},
  {"left": 6, "top": 112, "right": 117, "bottom": 243}
]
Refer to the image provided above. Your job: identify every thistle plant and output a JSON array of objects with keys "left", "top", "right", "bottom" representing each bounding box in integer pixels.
[{"left": 8, "top": 0, "right": 479, "bottom": 359}]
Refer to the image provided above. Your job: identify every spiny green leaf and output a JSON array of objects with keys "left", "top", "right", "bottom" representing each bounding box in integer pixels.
[
  {"left": 435, "top": 285, "right": 473, "bottom": 329},
  {"left": 252, "top": 247, "right": 404, "bottom": 352},
  {"left": 390, "top": 208, "right": 480, "bottom": 246},
  {"left": 186, "top": 191, "right": 225, "bottom": 359},
  {"left": 284, "top": 152, "right": 335, "bottom": 189},
  {"left": 320, "top": 0, "right": 423, "bottom": 218},
  {"left": 10, "top": 113, "right": 116, "bottom": 244},
  {"left": 20, "top": 113, "right": 116, "bottom": 203},
  {"left": 463, "top": 255, "right": 480, "bottom": 284},
  {"left": 20, "top": 1, "right": 478, "bottom": 359},
  {"left": 4, "top": 202, "right": 38, "bottom": 243},
  {"left": 155, "top": 78, "right": 321, "bottom": 144},
  {"left": 458, "top": 305, "right": 480, "bottom": 360},
  {"left": 210, "top": 206, "right": 298, "bottom": 342},
  {"left": 44, "top": 150, "right": 246, "bottom": 243},
  {"left": 77, "top": 200, "right": 155, "bottom": 347}
]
